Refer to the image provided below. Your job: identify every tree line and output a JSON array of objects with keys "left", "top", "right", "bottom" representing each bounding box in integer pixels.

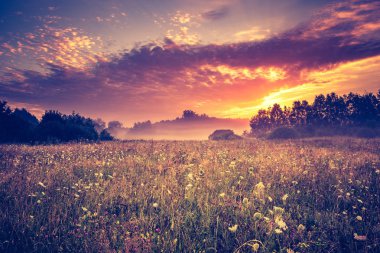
[
  {"left": 0, "top": 101, "right": 113, "bottom": 144},
  {"left": 249, "top": 90, "right": 380, "bottom": 137}
]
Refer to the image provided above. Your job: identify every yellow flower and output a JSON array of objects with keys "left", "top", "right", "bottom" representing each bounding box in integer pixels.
[
  {"left": 219, "top": 192, "right": 226, "bottom": 198},
  {"left": 38, "top": 182, "right": 47, "bottom": 188},
  {"left": 153, "top": 203, "right": 159, "bottom": 208},
  {"left": 252, "top": 243, "right": 260, "bottom": 252},
  {"left": 253, "top": 182, "right": 265, "bottom": 199},
  {"left": 228, "top": 224, "right": 238, "bottom": 233},
  {"left": 282, "top": 194, "right": 289, "bottom": 203},
  {"left": 297, "top": 224, "right": 306, "bottom": 233},
  {"left": 274, "top": 229, "right": 282, "bottom": 234},
  {"left": 275, "top": 217, "right": 287, "bottom": 230},
  {"left": 273, "top": 206, "right": 285, "bottom": 216},
  {"left": 242, "top": 197, "right": 249, "bottom": 206},
  {"left": 356, "top": 216, "right": 363, "bottom": 221},
  {"left": 81, "top": 207, "right": 88, "bottom": 212},
  {"left": 255, "top": 182, "right": 265, "bottom": 190},
  {"left": 253, "top": 212, "right": 263, "bottom": 220}
]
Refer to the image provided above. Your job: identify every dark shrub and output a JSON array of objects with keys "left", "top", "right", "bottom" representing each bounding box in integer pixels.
[
  {"left": 268, "top": 127, "right": 298, "bottom": 139},
  {"left": 209, "top": 129, "right": 242, "bottom": 140}
]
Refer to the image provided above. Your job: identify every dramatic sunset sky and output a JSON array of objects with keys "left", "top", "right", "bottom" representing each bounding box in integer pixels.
[{"left": 0, "top": 0, "right": 379, "bottom": 125}]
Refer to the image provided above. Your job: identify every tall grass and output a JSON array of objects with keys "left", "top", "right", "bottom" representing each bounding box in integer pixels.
[{"left": 0, "top": 138, "right": 379, "bottom": 252}]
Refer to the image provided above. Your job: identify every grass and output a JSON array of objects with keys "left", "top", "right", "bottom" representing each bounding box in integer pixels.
[{"left": 0, "top": 138, "right": 379, "bottom": 252}]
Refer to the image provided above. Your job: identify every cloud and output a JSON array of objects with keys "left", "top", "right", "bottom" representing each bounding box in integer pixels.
[
  {"left": 202, "top": 6, "right": 230, "bottom": 21},
  {"left": 0, "top": 0, "right": 379, "bottom": 121},
  {"left": 165, "top": 11, "right": 201, "bottom": 45},
  {"left": 0, "top": 21, "right": 108, "bottom": 81},
  {"left": 234, "top": 27, "right": 272, "bottom": 42}
]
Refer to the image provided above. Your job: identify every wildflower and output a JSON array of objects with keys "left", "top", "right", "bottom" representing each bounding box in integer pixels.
[
  {"left": 37, "top": 199, "right": 42, "bottom": 204},
  {"left": 74, "top": 193, "right": 80, "bottom": 198},
  {"left": 219, "top": 192, "right": 226, "bottom": 198},
  {"left": 275, "top": 217, "right": 288, "bottom": 230},
  {"left": 38, "top": 182, "right": 47, "bottom": 188},
  {"left": 228, "top": 224, "right": 238, "bottom": 233},
  {"left": 356, "top": 216, "right": 363, "bottom": 221},
  {"left": 252, "top": 243, "right": 260, "bottom": 252},
  {"left": 282, "top": 194, "right": 289, "bottom": 203},
  {"left": 353, "top": 233, "right": 367, "bottom": 241},
  {"left": 274, "top": 228, "right": 283, "bottom": 234},
  {"left": 286, "top": 249, "right": 295, "bottom": 253},
  {"left": 268, "top": 196, "right": 273, "bottom": 202},
  {"left": 253, "top": 182, "right": 265, "bottom": 199},
  {"left": 297, "top": 224, "right": 306, "bottom": 233},
  {"left": 81, "top": 207, "right": 88, "bottom": 212},
  {"left": 273, "top": 206, "right": 285, "bottom": 216},
  {"left": 253, "top": 212, "right": 263, "bottom": 220},
  {"left": 153, "top": 202, "right": 159, "bottom": 208},
  {"left": 255, "top": 182, "right": 265, "bottom": 190},
  {"left": 242, "top": 197, "right": 249, "bottom": 206},
  {"left": 187, "top": 173, "right": 194, "bottom": 181}
]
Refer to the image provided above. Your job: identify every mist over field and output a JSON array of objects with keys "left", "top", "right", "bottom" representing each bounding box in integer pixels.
[{"left": 108, "top": 117, "right": 248, "bottom": 140}]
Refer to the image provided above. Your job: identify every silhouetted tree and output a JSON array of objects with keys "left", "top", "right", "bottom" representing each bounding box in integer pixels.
[
  {"left": 182, "top": 110, "right": 198, "bottom": 119},
  {"left": 0, "top": 101, "right": 115, "bottom": 143},
  {"left": 0, "top": 102, "right": 39, "bottom": 143},
  {"left": 250, "top": 109, "right": 271, "bottom": 130},
  {"left": 250, "top": 90, "right": 380, "bottom": 136},
  {"left": 99, "top": 129, "right": 114, "bottom": 141},
  {"left": 270, "top": 104, "right": 287, "bottom": 127},
  {"left": 131, "top": 120, "right": 152, "bottom": 131},
  {"left": 0, "top": 101, "right": 14, "bottom": 142},
  {"left": 108, "top": 121, "right": 123, "bottom": 129}
]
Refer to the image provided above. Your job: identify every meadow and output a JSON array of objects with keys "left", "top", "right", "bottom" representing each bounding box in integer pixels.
[{"left": 0, "top": 138, "right": 379, "bottom": 253}]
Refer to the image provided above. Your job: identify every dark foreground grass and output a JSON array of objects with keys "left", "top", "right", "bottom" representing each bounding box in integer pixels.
[{"left": 0, "top": 138, "right": 379, "bottom": 252}]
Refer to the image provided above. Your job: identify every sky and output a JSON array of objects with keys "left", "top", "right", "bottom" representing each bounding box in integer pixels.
[{"left": 0, "top": 0, "right": 379, "bottom": 125}]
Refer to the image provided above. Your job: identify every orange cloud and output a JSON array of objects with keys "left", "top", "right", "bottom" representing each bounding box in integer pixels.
[
  {"left": 220, "top": 55, "right": 380, "bottom": 118},
  {"left": 199, "top": 64, "right": 287, "bottom": 84}
]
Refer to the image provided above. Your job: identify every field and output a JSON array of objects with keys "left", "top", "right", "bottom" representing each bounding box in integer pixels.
[{"left": 0, "top": 138, "right": 379, "bottom": 253}]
